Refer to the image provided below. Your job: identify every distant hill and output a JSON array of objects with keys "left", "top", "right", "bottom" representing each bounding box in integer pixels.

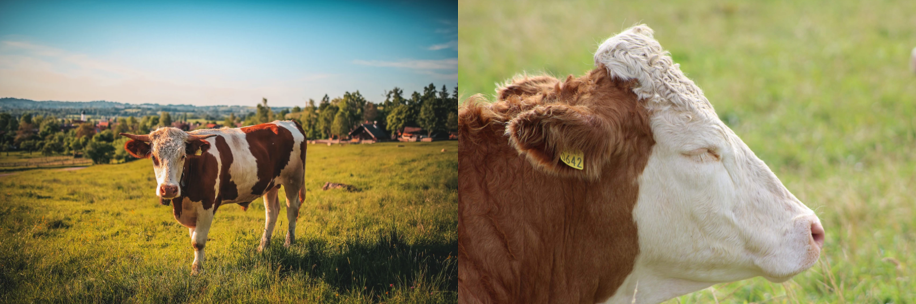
[{"left": 0, "top": 98, "right": 286, "bottom": 120}]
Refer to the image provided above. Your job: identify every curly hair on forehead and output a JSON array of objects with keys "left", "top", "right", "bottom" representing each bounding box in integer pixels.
[{"left": 150, "top": 127, "right": 190, "bottom": 157}]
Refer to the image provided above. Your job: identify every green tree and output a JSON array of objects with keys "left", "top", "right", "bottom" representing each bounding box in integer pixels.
[
  {"left": 112, "top": 138, "right": 131, "bottom": 163},
  {"left": 113, "top": 119, "right": 129, "bottom": 135},
  {"left": 386, "top": 105, "right": 411, "bottom": 136},
  {"left": 300, "top": 99, "right": 320, "bottom": 139},
  {"left": 127, "top": 116, "right": 138, "bottom": 132},
  {"left": 85, "top": 139, "right": 115, "bottom": 164},
  {"left": 223, "top": 113, "right": 237, "bottom": 128},
  {"left": 257, "top": 98, "right": 273, "bottom": 123},
  {"left": 149, "top": 116, "right": 159, "bottom": 128},
  {"left": 418, "top": 84, "right": 449, "bottom": 137},
  {"left": 292, "top": 106, "right": 302, "bottom": 113},
  {"left": 317, "top": 104, "right": 338, "bottom": 139},
  {"left": 41, "top": 141, "right": 61, "bottom": 156},
  {"left": 20, "top": 140, "right": 37, "bottom": 154},
  {"left": 75, "top": 123, "right": 96, "bottom": 139},
  {"left": 277, "top": 109, "right": 289, "bottom": 120},
  {"left": 331, "top": 110, "right": 350, "bottom": 140},
  {"left": 15, "top": 120, "right": 36, "bottom": 145},
  {"left": 69, "top": 137, "right": 83, "bottom": 156},
  {"left": 160, "top": 112, "right": 172, "bottom": 128},
  {"left": 39, "top": 118, "right": 61, "bottom": 139},
  {"left": 93, "top": 130, "right": 115, "bottom": 143}
]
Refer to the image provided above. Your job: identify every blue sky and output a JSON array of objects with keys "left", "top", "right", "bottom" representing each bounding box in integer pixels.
[{"left": 0, "top": 0, "right": 457, "bottom": 107}]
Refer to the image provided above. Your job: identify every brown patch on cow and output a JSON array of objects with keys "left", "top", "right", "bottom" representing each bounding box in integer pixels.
[
  {"left": 192, "top": 242, "right": 205, "bottom": 250},
  {"left": 124, "top": 139, "right": 151, "bottom": 158},
  {"left": 244, "top": 123, "right": 296, "bottom": 195},
  {"left": 185, "top": 137, "right": 211, "bottom": 155},
  {"left": 213, "top": 136, "right": 238, "bottom": 202},
  {"left": 181, "top": 150, "right": 220, "bottom": 211},
  {"left": 458, "top": 66, "right": 655, "bottom": 303}
]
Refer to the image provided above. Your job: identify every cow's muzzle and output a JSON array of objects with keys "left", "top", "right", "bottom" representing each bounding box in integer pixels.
[{"left": 159, "top": 184, "right": 179, "bottom": 199}]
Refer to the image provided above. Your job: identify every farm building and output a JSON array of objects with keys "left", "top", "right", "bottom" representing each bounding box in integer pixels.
[{"left": 348, "top": 122, "right": 390, "bottom": 143}]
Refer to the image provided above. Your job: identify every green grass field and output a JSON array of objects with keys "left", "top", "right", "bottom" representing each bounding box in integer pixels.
[
  {"left": 0, "top": 141, "right": 458, "bottom": 303},
  {"left": 460, "top": 0, "right": 914, "bottom": 302}
]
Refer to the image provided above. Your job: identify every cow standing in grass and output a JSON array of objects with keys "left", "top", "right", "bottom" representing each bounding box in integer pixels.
[{"left": 121, "top": 120, "right": 307, "bottom": 274}]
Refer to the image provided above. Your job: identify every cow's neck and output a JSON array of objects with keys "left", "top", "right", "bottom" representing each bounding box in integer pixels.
[
  {"left": 459, "top": 122, "right": 653, "bottom": 303},
  {"left": 175, "top": 154, "right": 220, "bottom": 215}
]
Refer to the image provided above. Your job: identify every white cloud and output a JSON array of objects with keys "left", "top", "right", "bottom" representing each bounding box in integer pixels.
[{"left": 427, "top": 40, "right": 457, "bottom": 51}]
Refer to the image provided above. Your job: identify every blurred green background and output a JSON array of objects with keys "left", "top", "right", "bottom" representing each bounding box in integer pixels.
[{"left": 459, "top": 0, "right": 915, "bottom": 302}]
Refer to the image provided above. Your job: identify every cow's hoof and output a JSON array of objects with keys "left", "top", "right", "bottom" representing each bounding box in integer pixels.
[
  {"left": 191, "top": 265, "right": 203, "bottom": 276},
  {"left": 284, "top": 236, "right": 294, "bottom": 247}
]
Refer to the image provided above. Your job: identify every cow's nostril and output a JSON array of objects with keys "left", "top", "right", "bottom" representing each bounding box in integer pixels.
[{"left": 810, "top": 221, "right": 825, "bottom": 249}]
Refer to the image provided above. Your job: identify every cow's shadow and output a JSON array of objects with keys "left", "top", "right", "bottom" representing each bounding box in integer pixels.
[{"left": 232, "top": 230, "right": 457, "bottom": 296}]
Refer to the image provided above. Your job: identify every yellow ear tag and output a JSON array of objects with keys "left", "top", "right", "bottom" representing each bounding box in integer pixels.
[
  {"left": 195, "top": 148, "right": 202, "bottom": 156},
  {"left": 559, "top": 150, "right": 584, "bottom": 170}
]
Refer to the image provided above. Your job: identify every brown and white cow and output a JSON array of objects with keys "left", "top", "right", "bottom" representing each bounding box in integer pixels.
[
  {"left": 121, "top": 120, "right": 307, "bottom": 274},
  {"left": 458, "top": 25, "right": 825, "bottom": 304}
]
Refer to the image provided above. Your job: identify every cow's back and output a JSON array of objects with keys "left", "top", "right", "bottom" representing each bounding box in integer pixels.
[{"left": 190, "top": 121, "right": 306, "bottom": 207}]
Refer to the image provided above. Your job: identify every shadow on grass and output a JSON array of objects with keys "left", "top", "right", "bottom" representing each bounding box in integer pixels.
[{"left": 238, "top": 230, "right": 457, "bottom": 297}]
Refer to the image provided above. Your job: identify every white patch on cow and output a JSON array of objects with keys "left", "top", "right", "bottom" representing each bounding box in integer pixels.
[
  {"left": 196, "top": 128, "right": 261, "bottom": 203},
  {"left": 190, "top": 201, "right": 214, "bottom": 274},
  {"left": 149, "top": 128, "right": 190, "bottom": 198},
  {"left": 274, "top": 120, "right": 306, "bottom": 184},
  {"left": 595, "top": 25, "right": 822, "bottom": 303}
]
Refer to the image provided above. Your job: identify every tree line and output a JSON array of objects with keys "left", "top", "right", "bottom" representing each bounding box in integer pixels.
[{"left": 0, "top": 83, "right": 457, "bottom": 165}]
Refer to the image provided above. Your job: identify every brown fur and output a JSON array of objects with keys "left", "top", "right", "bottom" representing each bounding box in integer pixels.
[
  {"left": 124, "top": 140, "right": 151, "bottom": 158},
  {"left": 458, "top": 66, "right": 655, "bottom": 303},
  {"left": 213, "top": 136, "right": 238, "bottom": 207},
  {"left": 244, "top": 123, "right": 296, "bottom": 195}
]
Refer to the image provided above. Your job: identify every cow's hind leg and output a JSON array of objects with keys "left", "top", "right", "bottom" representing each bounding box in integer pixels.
[
  {"left": 258, "top": 187, "right": 281, "bottom": 252},
  {"left": 282, "top": 180, "right": 304, "bottom": 247}
]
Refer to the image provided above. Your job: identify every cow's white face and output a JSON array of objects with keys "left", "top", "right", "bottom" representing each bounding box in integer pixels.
[
  {"left": 148, "top": 128, "right": 190, "bottom": 199},
  {"left": 632, "top": 106, "right": 823, "bottom": 284}
]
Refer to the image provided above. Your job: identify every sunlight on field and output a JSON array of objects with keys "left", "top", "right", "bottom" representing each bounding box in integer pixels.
[
  {"left": 459, "top": 0, "right": 915, "bottom": 302},
  {"left": 0, "top": 141, "right": 457, "bottom": 303}
]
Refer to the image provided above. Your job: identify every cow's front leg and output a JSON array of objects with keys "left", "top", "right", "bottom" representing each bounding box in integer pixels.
[
  {"left": 259, "top": 187, "right": 281, "bottom": 252},
  {"left": 191, "top": 207, "right": 214, "bottom": 275}
]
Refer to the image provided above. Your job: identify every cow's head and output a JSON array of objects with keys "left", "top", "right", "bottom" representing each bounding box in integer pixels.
[
  {"left": 120, "top": 128, "right": 215, "bottom": 200},
  {"left": 502, "top": 25, "right": 823, "bottom": 291}
]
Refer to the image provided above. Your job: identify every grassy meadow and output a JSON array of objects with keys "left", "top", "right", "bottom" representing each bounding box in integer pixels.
[
  {"left": 0, "top": 141, "right": 457, "bottom": 303},
  {"left": 460, "top": 0, "right": 915, "bottom": 302}
]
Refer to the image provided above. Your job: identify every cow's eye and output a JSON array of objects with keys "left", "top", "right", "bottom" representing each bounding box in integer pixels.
[
  {"left": 181, "top": 155, "right": 186, "bottom": 160},
  {"left": 152, "top": 155, "right": 160, "bottom": 166},
  {"left": 683, "top": 148, "right": 720, "bottom": 162}
]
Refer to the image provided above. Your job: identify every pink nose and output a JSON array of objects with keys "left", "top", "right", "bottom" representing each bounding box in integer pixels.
[
  {"left": 810, "top": 221, "right": 825, "bottom": 249},
  {"left": 160, "top": 184, "right": 179, "bottom": 198}
]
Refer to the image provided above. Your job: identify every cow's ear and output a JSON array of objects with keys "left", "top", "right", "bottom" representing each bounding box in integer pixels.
[
  {"left": 124, "top": 140, "right": 151, "bottom": 159},
  {"left": 185, "top": 134, "right": 216, "bottom": 155},
  {"left": 506, "top": 104, "right": 614, "bottom": 180},
  {"left": 186, "top": 139, "right": 211, "bottom": 155}
]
